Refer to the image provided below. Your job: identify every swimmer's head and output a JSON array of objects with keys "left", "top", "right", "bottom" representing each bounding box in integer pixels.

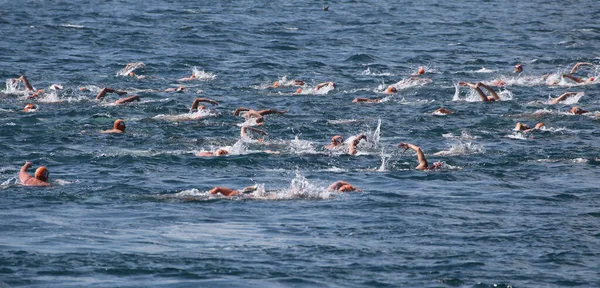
[
  {"left": 589, "top": 77, "right": 595, "bottom": 82},
  {"left": 190, "top": 74, "right": 197, "bottom": 79},
  {"left": 385, "top": 86, "right": 397, "bottom": 94},
  {"left": 417, "top": 67, "right": 425, "bottom": 75},
  {"left": 330, "top": 82, "right": 336, "bottom": 89},
  {"left": 429, "top": 162, "right": 443, "bottom": 170},
  {"left": 216, "top": 149, "right": 229, "bottom": 156},
  {"left": 570, "top": 106, "right": 587, "bottom": 115},
  {"left": 272, "top": 81, "right": 280, "bottom": 88},
  {"left": 514, "top": 64, "right": 523, "bottom": 73},
  {"left": 331, "top": 135, "right": 344, "bottom": 145},
  {"left": 129, "top": 71, "right": 135, "bottom": 76},
  {"left": 114, "top": 119, "right": 126, "bottom": 131},
  {"left": 295, "top": 88, "right": 302, "bottom": 94},
  {"left": 534, "top": 122, "right": 545, "bottom": 129},
  {"left": 198, "top": 105, "right": 206, "bottom": 110},
  {"left": 79, "top": 87, "right": 88, "bottom": 92},
  {"left": 34, "top": 166, "right": 49, "bottom": 182},
  {"left": 24, "top": 103, "right": 36, "bottom": 112},
  {"left": 176, "top": 86, "right": 185, "bottom": 92},
  {"left": 293, "top": 80, "right": 305, "bottom": 86},
  {"left": 255, "top": 117, "right": 264, "bottom": 125}
]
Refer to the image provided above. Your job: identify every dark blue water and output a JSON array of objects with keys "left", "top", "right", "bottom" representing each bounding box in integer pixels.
[{"left": 1, "top": 1, "right": 600, "bottom": 287}]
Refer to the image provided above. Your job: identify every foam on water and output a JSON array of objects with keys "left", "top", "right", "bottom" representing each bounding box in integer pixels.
[
  {"left": 191, "top": 67, "right": 217, "bottom": 81},
  {"left": 432, "top": 142, "right": 485, "bottom": 156}
]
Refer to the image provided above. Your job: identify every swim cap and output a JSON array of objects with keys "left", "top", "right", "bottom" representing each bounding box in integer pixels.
[
  {"left": 24, "top": 103, "right": 36, "bottom": 111},
  {"left": 114, "top": 119, "right": 126, "bottom": 130},
  {"left": 385, "top": 86, "right": 397, "bottom": 93},
  {"left": 35, "top": 166, "right": 49, "bottom": 181}
]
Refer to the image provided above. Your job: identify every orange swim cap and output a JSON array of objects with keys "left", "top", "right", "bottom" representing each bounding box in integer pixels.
[
  {"left": 114, "top": 119, "right": 126, "bottom": 131},
  {"left": 295, "top": 88, "right": 302, "bottom": 94},
  {"left": 589, "top": 77, "right": 595, "bottom": 82},
  {"left": 35, "top": 166, "right": 49, "bottom": 181},
  {"left": 385, "top": 86, "right": 397, "bottom": 94},
  {"left": 417, "top": 67, "right": 425, "bottom": 75},
  {"left": 272, "top": 81, "right": 280, "bottom": 87},
  {"left": 24, "top": 103, "right": 36, "bottom": 111}
]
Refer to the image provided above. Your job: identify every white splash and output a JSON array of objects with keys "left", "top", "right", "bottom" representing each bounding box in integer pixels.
[{"left": 192, "top": 67, "right": 216, "bottom": 81}]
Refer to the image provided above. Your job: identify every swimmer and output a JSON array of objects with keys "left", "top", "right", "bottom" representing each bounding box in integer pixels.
[
  {"left": 190, "top": 98, "right": 219, "bottom": 112},
  {"left": 240, "top": 126, "right": 266, "bottom": 140},
  {"left": 178, "top": 74, "right": 197, "bottom": 81},
  {"left": 328, "top": 180, "right": 360, "bottom": 192},
  {"left": 349, "top": 134, "right": 367, "bottom": 155},
  {"left": 353, "top": 97, "right": 381, "bottom": 103},
  {"left": 561, "top": 62, "right": 596, "bottom": 83},
  {"left": 101, "top": 119, "right": 126, "bottom": 134},
  {"left": 197, "top": 149, "right": 229, "bottom": 157},
  {"left": 23, "top": 103, "right": 37, "bottom": 112},
  {"left": 569, "top": 106, "right": 588, "bottom": 115},
  {"left": 514, "top": 122, "right": 544, "bottom": 132},
  {"left": 208, "top": 185, "right": 258, "bottom": 197},
  {"left": 459, "top": 81, "right": 501, "bottom": 102},
  {"left": 411, "top": 66, "right": 426, "bottom": 77},
  {"left": 19, "top": 161, "right": 50, "bottom": 187},
  {"left": 127, "top": 71, "right": 146, "bottom": 80},
  {"left": 433, "top": 108, "right": 453, "bottom": 115},
  {"left": 384, "top": 86, "right": 397, "bottom": 94},
  {"left": 549, "top": 92, "right": 583, "bottom": 104},
  {"left": 96, "top": 87, "right": 139, "bottom": 104},
  {"left": 397, "top": 142, "right": 442, "bottom": 170},
  {"left": 164, "top": 86, "right": 185, "bottom": 93},
  {"left": 514, "top": 64, "right": 523, "bottom": 73},
  {"left": 314, "top": 81, "right": 336, "bottom": 91}
]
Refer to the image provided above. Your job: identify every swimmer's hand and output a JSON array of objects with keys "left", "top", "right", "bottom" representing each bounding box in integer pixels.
[
  {"left": 397, "top": 142, "right": 409, "bottom": 152},
  {"left": 241, "top": 185, "right": 258, "bottom": 194}
]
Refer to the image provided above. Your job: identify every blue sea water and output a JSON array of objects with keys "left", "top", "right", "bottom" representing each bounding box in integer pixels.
[{"left": 1, "top": 0, "right": 600, "bottom": 287}]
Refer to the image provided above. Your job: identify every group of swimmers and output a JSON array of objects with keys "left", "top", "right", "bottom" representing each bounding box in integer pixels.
[{"left": 11, "top": 61, "right": 598, "bottom": 194}]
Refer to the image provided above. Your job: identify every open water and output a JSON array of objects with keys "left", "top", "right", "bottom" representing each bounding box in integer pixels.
[{"left": 1, "top": 1, "right": 600, "bottom": 287}]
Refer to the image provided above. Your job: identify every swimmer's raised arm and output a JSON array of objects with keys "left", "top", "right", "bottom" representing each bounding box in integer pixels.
[
  {"left": 114, "top": 95, "right": 141, "bottom": 104},
  {"left": 257, "top": 109, "right": 287, "bottom": 116},
  {"left": 352, "top": 97, "right": 380, "bottom": 103},
  {"left": 459, "top": 81, "right": 489, "bottom": 102},
  {"left": 569, "top": 62, "right": 594, "bottom": 74},
  {"left": 17, "top": 75, "right": 34, "bottom": 91},
  {"left": 191, "top": 98, "right": 219, "bottom": 110},
  {"left": 233, "top": 107, "right": 251, "bottom": 116},
  {"left": 398, "top": 142, "right": 428, "bottom": 170},
  {"left": 240, "top": 126, "right": 267, "bottom": 138},
  {"left": 349, "top": 134, "right": 367, "bottom": 155},
  {"left": 550, "top": 92, "right": 580, "bottom": 104},
  {"left": 96, "top": 87, "right": 117, "bottom": 100},
  {"left": 477, "top": 82, "right": 500, "bottom": 101}
]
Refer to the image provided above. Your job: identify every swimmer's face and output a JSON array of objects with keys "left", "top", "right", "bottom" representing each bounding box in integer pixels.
[
  {"left": 35, "top": 166, "right": 49, "bottom": 181},
  {"left": 331, "top": 136, "right": 343, "bottom": 145}
]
